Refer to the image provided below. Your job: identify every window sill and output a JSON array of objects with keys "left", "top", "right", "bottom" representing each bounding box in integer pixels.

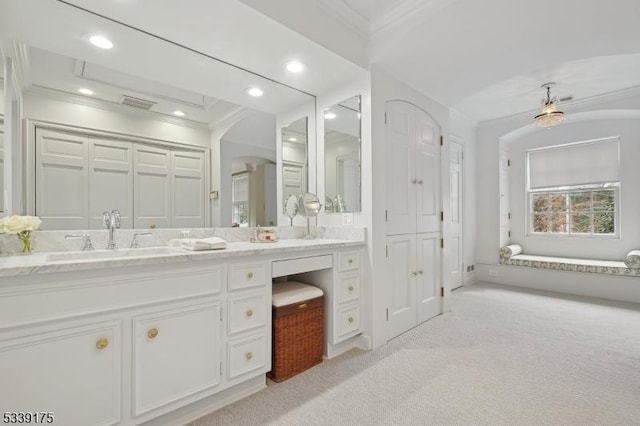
[{"left": 500, "top": 254, "right": 639, "bottom": 277}]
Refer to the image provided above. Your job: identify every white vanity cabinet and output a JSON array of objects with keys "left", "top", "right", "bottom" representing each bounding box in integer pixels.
[
  {"left": 225, "top": 261, "right": 271, "bottom": 386},
  {"left": 132, "top": 300, "right": 221, "bottom": 417},
  {"left": 0, "top": 319, "right": 122, "bottom": 426},
  {"left": 333, "top": 250, "right": 363, "bottom": 342}
]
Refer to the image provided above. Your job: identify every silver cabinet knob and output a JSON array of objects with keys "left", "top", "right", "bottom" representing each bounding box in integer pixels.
[
  {"left": 417, "top": 180, "right": 423, "bottom": 184},
  {"left": 411, "top": 179, "right": 418, "bottom": 184},
  {"left": 348, "top": 317, "right": 354, "bottom": 323}
]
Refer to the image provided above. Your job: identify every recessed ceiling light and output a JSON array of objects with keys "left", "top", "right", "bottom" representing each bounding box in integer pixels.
[
  {"left": 173, "top": 110, "right": 186, "bottom": 117},
  {"left": 246, "top": 87, "right": 264, "bottom": 97},
  {"left": 285, "top": 60, "right": 305, "bottom": 73},
  {"left": 324, "top": 112, "right": 337, "bottom": 119},
  {"left": 78, "top": 88, "right": 94, "bottom": 95},
  {"left": 89, "top": 35, "right": 114, "bottom": 50},
  {"left": 288, "top": 137, "right": 297, "bottom": 142}
]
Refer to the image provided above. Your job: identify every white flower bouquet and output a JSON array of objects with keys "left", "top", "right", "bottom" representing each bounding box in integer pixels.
[{"left": 0, "top": 215, "right": 42, "bottom": 253}]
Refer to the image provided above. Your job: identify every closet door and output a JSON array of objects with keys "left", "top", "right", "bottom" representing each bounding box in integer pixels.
[
  {"left": 89, "top": 138, "right": 133, "bottom": 229},
  {"left": 171, "top": 150, "right": 205, "bottom": 228},
  {"left": 416, "top": 233, "right": 441, "bottom": 323},
  {"left": 35, "top": 128, "right": 89, "bottom": 229},
  {"left": 386, "top": 234, "right": 417, "bottom": 340},
  {"left": 134, "top": 145, "right": 171, "bottom": 229},
  {"left": 385, "top": 101, "right": 416, "bottom": 235},
  {"left": 415, "top": 110, "right": 441, "bottom": 234},
  {"left": 282, "top": 162, "right": 305, "bottom": 198}
]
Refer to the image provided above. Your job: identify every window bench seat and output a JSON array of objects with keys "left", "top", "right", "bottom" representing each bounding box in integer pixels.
[{"left": 500, "top": 254, "right": 640, "bottom": 277}]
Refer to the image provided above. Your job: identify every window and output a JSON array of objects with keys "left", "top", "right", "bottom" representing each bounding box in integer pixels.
[
  {"left": 527, "top": 137, "right": 620, "bottom": 237},
  {"left": 529, "top": 187, "right": 617, "bottom": 235},
  {"left": 232, "top": 173, "right": 249, "bottom": 226}
]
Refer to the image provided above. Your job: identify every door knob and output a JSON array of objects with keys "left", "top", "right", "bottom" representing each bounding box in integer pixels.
[
  {"left": 147, "top": 328, "right": 159, "bottom": 339},
  {"left": 96, "top": 338, "right": 109, "bottom": 350},
  {"left": 411, "top": 179, "right": 417, "bottom": 184}
]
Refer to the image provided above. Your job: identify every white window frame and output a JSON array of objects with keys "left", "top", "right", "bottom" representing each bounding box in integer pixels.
[{"left": 526, "top": 183, "right": 620, "bottom": 238}]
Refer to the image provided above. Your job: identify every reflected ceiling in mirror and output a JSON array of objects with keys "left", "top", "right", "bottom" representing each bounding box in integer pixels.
[{"left": 324, "top": 95, "right": 361, "bottom": 213}]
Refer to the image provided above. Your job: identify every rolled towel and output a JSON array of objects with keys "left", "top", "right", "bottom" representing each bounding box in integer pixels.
[
  {"left": 624, "top": 250, "right": 640, "bottom": 269},
  {"left": 168, "top": 236, "right": 227, "bottom": 251},
  {"left": 500, "top": 244, "right": 523, "bottom": 259}
]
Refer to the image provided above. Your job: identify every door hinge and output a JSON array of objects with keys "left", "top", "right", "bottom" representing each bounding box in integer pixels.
[
  {"left": 440, "top": 211, "right": 444, "bottom": 221},
  {"left": 386, "top": 308, "right": 389, "bottom": 321},
  {"left": 508, "top": 212, "right": 511, "bottom": 219},
  {"left": 507, "top": 159, "right": 511, "bottom": 167},
  {"left": 385, "top": 210, "right": 388, "bottom": 222},
  {"left": 508, "top": 231, "right": 511, "bottom": 238},
  {"left": 220, "top": 361, "right": 222, "bottom": 376},
  {"left": 385, "top": 245, "right": 388, "bottom": 258},
  {"left": 384, "top": 112, "right": 387, "bottom": 124},
  {"left": 440, "top": 135, "right": 444, "bottom": 146},
  {"left": 220, "top": 307, "right": 223, "bottom": 321},
  {"left": 440, "top": 238, "right": 444, "bottom": 249},
  {"left": 440, "top": 288, "right": 444, "bottom": 297}
]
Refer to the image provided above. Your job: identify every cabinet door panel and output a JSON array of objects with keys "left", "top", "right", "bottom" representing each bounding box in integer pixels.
[
  {"left": 0, "top": 322, "right": 121, "bottom": 426},
  {"left": 385, "top": 101, "right": 416, "bottom": 235},
  {"left": 171, "top": 150, "right": 205, "bottom": 227},
  {"left": 386, "top": 234, "right": 417, "bottom": 340},
  {"left": 89, "top": 138, "right": 133, "bottom": 229},
  {"left": 415, "top": 111, "right": 441, "bottom": 233},
  {"left": 134, "top": 145, "right": 171, "bottom": 228},
  {"left": 133, "top": 302, "right": 220, "bottom": 416},
  {"left": 0, "top": 124, "right": 4, "bottom": 213},
  {"left": 35, "top": 129, "right": 89, "bottom": 229},
  {"left": 416, "top": 233, "right": 441, "bottom": 323},
  {"left": 227, "top": 334, "right": 267, "bottom": 380}
]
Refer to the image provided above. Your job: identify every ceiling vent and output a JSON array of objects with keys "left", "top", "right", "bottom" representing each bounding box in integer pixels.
[{"left": 120, "top": 95, "right": 156, "bottom": 111}]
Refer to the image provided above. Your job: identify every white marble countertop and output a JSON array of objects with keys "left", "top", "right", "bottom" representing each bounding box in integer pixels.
[{"left": 0, "top": 238, "right": 365, "bottom": 278}]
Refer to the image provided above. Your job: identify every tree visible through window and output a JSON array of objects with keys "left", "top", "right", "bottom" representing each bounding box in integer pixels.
[{"left": 530, "top": 188, "right": 616, "bottom": 235}]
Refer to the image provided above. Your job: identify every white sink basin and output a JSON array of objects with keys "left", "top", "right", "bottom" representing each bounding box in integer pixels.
[{"left": 45, "top": 247, "right": 185, "bottom": 262}]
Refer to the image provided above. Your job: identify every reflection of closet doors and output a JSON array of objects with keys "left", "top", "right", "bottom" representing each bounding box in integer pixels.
[
  {"left": 134, "top": 145, "right": 171, "bottom": 229},
  {"left": 171, "top": 150, "right": 205, "bottom": 228},
  {"left": 36, "top": 129, "right": 89, "bottom": 229},
  {"left": 337, "top": 154, "right": 360, "bottom": 212},
  {"left": 282, "top": 162, "right": 305, "bottom": 198}
]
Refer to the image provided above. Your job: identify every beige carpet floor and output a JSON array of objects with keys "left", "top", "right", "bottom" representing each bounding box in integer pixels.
[{"left": 189, "top": 282, "right": 640, "bottom": 426}]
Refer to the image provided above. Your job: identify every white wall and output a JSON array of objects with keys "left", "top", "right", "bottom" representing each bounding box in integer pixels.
[
  {"left": 475, "top": 89, "right": 640, "bottom": 302},
  {"left": 370, "top": 66, "right": 450, "bottom": 348}
]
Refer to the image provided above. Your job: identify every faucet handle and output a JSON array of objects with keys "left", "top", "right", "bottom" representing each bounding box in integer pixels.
[
  {"left": 111, "top": 210, "right": 122, "bottom": 229},
  {"left": 102, "top": 211, "right": 111, "bottom": 229},
  {"left": 130, "top": 232, "right": 152, "bottom": 248},
  {"left": 65, "top": 234, "right": 94, "bottom": 251}
]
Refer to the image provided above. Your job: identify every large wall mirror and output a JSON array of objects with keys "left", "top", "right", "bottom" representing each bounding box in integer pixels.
[
  {"left": 0, "top": 1, "right": 315, "bottom": 230},
  {"left": 324, "top": 95, "right": 361, "bottom": 213}
]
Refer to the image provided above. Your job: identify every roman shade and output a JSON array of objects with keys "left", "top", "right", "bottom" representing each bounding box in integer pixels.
[{"left": 528, "top": 138, "right": 620, "bottom": 190}]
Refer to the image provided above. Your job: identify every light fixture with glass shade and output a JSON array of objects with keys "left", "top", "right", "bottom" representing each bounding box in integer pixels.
[{"left": 534, "top": 82, "right": 564, "bottom": 128}]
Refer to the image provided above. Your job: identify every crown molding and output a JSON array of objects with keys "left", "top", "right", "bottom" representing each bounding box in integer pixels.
[
  {"left": 371, "top": 0, "right": 458, "bottom": 38},
  {"left": 477, "top": 84, "right": 640, "bottom": 128},
  {"left": 207, "top": 105, "right": 251, "bottom": 131},
  {"left": 27, "top": 85, "right": 210, "bottom": 131},
  {"left": 316, "top": 0, "right": 370, "bottom": 38},
  {"left": 11, "top": 42, "right": 31, "bottom": 93}
]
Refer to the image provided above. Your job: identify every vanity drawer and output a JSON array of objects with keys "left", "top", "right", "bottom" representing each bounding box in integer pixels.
[
  {"left": 337, "top": 251, "right": 360, "bottom": 272},
  {"left": 337, "top": 274, "right": 360, "bottom": 304},
  {"left": 227, "top": 334, "right": 267, "bottom": 380},
  {"left": 228, "top": 293, "right": 267, "bottom": 335},
  {"left": 336, "top": 304, "right": 360, "bottom": 339},
  {"left": 228, "top": 262, "right": 267, "bottom": 291}
]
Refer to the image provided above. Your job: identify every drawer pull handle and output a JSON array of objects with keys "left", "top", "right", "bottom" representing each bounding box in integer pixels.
[
  {"left": 247, "top": 272, "right": 254, "bottom": 279},
  {"left": 348, "top": 259, "right": 353, "bottom": 264},
  {"left": 96, "top": 338, "right": 109, "bottom": 350},
  {"left": 246, "top": 309, "right": 253, "bottom": 317},
  {"left": 298, "top": 303, "right": 307, "bottom": 309},
  {"left": 246, "top": 352, "right": 253, "bottom": 360},
  {"left": 348, "top": 286, "right": 354, "bottom": 292},
  {"left": 148, "top": 328, "right": 159, "bottom": 339},
  {"left": 348, "top": 317, "right": 354, "bottom": 323}
]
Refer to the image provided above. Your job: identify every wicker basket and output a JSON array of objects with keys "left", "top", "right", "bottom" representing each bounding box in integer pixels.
[{"left": 269, "top": 294, "right": 324, "bottom": 382}]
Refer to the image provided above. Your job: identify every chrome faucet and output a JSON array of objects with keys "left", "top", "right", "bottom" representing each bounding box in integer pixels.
[
  {"left": 65, "top": 234, "right": 94, "bottom": 251},
  {"left": 130, "top": 232, "right": 152, "bottom": 248},
  {"left": 102, "top": 210, "right": 121, "bottom": 250}
]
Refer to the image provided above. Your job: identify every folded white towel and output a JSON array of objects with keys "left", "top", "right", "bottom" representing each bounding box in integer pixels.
[
  {"left": 500, "top": 244, "right": 523, "bottom": 259},
  {"left": 168, "top": 236, "right": 227, "bottom": 251},
  {"left": 624, "top": 250, "right": 640, "bottom": 269}
]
